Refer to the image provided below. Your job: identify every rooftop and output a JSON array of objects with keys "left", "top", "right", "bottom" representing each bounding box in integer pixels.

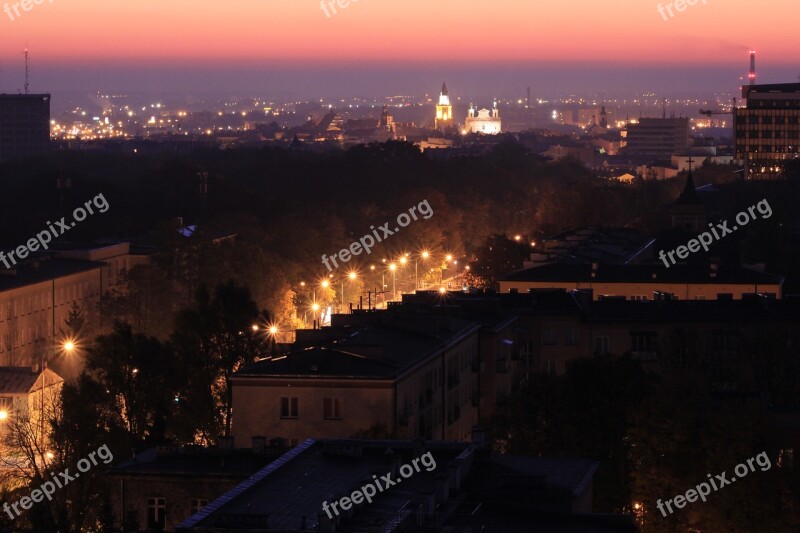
[
  {"left": 0, "top": 258, "right": 105, "bottom": 292},
  {"left": 501, "top": 263, "right": 783, "bottom": 286}
]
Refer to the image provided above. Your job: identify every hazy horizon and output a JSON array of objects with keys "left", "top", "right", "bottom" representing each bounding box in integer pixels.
[{"left": 1, "top": 0, "right": 798, "bottom": 98}]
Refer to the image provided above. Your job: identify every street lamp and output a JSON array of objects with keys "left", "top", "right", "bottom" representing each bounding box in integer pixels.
[
  {"left": 415, "top": 250, "right": 431, "bottom": 290},
  {"left": 311, "top": 302, "right": 321, "bottom": 329},
  {"left": 388, "top": 263, "right": 397, "bottom": 300}
]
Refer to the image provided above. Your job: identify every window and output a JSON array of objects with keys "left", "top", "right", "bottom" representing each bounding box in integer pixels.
[
  {"left": 190, "top": 499, "right": 208, "bottom": 515},
  {"left": 630, "top": 332, "right": 658, "bottom": 353},
  {"left": 0, "top": 397, "right": 12, "bottom": 412},
  {"left": 280, "top": 397, "right": 298, "bottom": 418},
  {"left": 630, "top": 295, "right": 648, "bottom": 301},
  {"left": 323, "top": 397, "right": 341, "bottom": 420},
  {"left": 147, "top": 497, "right": 166, "bottom": 530},
  {"left": 594, "top": 336, "right": 610, "bottom": 354},
  {"left": 543, "top": 360, "right": 556, "bottom": 376},
  {"left": 542, "top": 329, "right": 557, "bottom": 346},
  {"left": 564, "top": 329, "right": 578, "bottom": 346}
]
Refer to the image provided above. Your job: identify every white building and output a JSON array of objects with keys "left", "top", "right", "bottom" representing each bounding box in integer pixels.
[{"left": 464, "top": 101, "right": 501, "bottom": 134}]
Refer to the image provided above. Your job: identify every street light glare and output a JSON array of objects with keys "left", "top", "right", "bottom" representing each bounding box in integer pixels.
[
  {"left": 389, "top": 263, "right": 397, "bottom": 271},
  {"left": 0, "top": 410, "right": 7, "bottom": 421},
  {"left": 63, "top": 340, "right": 76, "bottom": 352},
  {"left": 348, "top": 271, "right": 357, "bottom": 280},
  {"left": 269, "top": 325, "right": 279, "bottom": 335}
]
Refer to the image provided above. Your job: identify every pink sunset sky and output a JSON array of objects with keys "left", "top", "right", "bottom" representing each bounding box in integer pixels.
[
  {"left": 0, "top": 0, "right": 796, "bottom": 65},
  {"left": 0, "top": 0, "right": 797, "bottom": 96}
]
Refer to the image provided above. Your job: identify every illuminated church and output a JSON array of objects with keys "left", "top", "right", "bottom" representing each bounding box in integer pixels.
[
  {"left": 464, "top": 101, "right": 502, "bottom": 134},
  {"left": 435, "top": 82, "right": 454, "bottom": 130}
]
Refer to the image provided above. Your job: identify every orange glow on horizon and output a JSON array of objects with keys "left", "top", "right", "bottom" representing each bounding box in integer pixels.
[{"left": 0, "top": 0, "right": 796, "bottom": 66}]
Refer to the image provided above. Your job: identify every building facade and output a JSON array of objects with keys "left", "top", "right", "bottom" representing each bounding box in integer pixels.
[
  {"left": 624, "top": 117, "right": 689, "bottom": 159},
  {"left": 734, "top": 83, "right": 800, "bottom": 179},
  {"left": 464, "top": 102, "right": 501, "bottom": 134},
  {"left": 0, "top": 94, "right": 51, "bottom": 162}
]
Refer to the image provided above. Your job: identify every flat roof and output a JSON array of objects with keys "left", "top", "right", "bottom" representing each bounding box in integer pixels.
[
  {"left": 0, "top": 258, "right": 105, "bottom": 292},
  {"left": 500, "top": 263, "right": 783, "bottom": 286}
]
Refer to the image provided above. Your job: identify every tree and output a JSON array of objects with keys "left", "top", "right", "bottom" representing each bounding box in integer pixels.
[
  {"left": 172, "top": 281, "right": 268, "bottom": 439},
  {"left": 0, "top": 374, "right": 124, "bottom": 532},
  {"left": 469, "top": 234, "right": 531, "bottom": 285},
  {"left": 84, "top": 321, "right": 178, "bottom": 446}
]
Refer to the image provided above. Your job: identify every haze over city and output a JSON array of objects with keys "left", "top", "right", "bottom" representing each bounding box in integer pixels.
[{"left": 1, "top": 0, "right": 799, "bottom": 97}]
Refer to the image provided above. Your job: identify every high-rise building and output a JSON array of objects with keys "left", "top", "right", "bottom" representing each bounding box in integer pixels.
[
  {"left": 0, "top": 94, "right": 51, "bottom": 162},
  {"left": 623, "top": 117, "right": 689, "bottom": 159},
  {"left": 434, "top": 82, "right": 454, "bottom": 131},
  {"left": 734, "top": 83, "right": 800, "bottom": 179}
]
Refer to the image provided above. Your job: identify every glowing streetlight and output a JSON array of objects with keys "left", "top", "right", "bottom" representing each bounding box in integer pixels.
[
  {"left": 348, "top": 271, "right": 357, "bottom": 280},
  {"left": 251, "top": 324, "right": 259, "bottom": 332},
  {"left": 268, "top": 325, "right": 279, "bottom": 336},
  {"left": 321, "top": 280, "right": 330, "bottom": 289},
  {"left": 63, "top": 340, "right": 75, "bottom": 353},
  {"left": 445, "top": 254, "right": 453, "bottom": 262},
  {"left": 514, "top": 235, "right": 522, "bottom": 241},
  {"left": 0, "top": 410, "right": 7, "bottom": 421},
  {"left": 439, "top": 287, "right": 447, "bottom": 294}
]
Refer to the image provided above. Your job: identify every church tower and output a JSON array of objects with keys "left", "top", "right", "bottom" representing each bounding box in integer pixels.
[{"left": 435, "top": 82, "right": 454, "bottom": 131}]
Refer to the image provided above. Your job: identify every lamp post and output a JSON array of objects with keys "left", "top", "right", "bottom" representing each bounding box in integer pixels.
[
  {"left": 311, "top": 303, "right": 320, "bottom": 329},
  {"left": 416, "top": 250, "right": 430, "bottom": 290},
  {"left": 389, "top": 263, "right": 397, "bottom": 300}
]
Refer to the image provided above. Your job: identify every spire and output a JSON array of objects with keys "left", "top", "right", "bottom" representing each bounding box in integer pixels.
[
  {"left": 441, "top": 82, "right": 448, "bottom": 96},
  {"left": 675, "top": 169, "right": 702, "bottom": 205}
]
